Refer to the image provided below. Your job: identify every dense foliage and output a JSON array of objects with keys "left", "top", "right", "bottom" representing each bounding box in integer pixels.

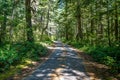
[
  {"left": 0, "top": 42, "right": 48, "bottom": 72},
  {"left": 68, "top": 41, "right": 120, "bottom": 75},
  {"left": 86, "top": 46, "right": 120, "bottom": 73}
]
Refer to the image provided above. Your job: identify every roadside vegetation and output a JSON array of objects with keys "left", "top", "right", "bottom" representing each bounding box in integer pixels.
[
  {"left": 0, "top": 41, "right": 49, "bottom": 79},
  {"left": 66, "top": 41, "right": 120, "bottom": 79}
]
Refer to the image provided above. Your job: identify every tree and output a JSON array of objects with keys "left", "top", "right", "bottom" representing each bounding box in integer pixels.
[
  {"left": 40, "top": 0, "right": 50, "bottom": 40},
  {"left": 114, "top": 0, "right": 119, "bottom": 41},
  {"left": 25, "top": 0, "right": 34, "bottom": 42},
  {"left": 76, "top": 0, "right": 83, "bottom": 41}
]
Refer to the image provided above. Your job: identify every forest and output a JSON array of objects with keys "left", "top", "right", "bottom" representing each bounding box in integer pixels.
[{"left": 0, "top": 0, "right": 120, "bottom": 80}]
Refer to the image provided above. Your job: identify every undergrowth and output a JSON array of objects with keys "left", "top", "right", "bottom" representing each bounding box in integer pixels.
[
  {"left": 0, "top": 41, "right": 48, "bottom": 79},
  {"left": 68, "top": 41, "right": 120, "bottom": 75}
]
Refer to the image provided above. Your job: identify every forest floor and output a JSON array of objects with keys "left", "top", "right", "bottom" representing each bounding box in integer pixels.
[{"left": 9, "top": 41, "right": 118, "bottom": 80}]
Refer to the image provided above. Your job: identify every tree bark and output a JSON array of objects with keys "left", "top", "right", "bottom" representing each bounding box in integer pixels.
[
  {"left": 65, "top": 1, "right": 69, "bottom": 40},
  {"left": 25, "top": 0, "right": 34, "bottom": 42},
  {"left": 9, "top": 0, "right": 16, "bottom": 43},
  {"left": 40, "top": 8, "right": 50, "bottom": 40},
  {"left": 76, "top": 0, "right": 83, "bottom": 41},
  {"left": 114, "top": 0, "right": 118, "bottom": 41},
  {"left": 107, "top": 0, "right": 111, "bottom": 46}
]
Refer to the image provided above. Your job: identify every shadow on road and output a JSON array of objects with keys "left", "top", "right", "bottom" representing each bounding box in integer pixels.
[{"left": 23, "top": 41, "right": 89, "bottom": 80}]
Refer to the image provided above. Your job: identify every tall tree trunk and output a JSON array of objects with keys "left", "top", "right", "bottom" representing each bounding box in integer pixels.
[
  {"left": 95, "top": 1, "right": 99, "bottom": 45},
  {"left": 40, "top": 8, "right": 50, "bottom": 40},
  {"left": 114, "top": 0, "right": 118, "bottom": 41},
  {"left": 111, "top": 14, "right": 114, "bottom": 40},
  {"left": 76, "top": 0, "right": 83, "bottom": 41},
  {"left": 107, "top": 0, "right": 111, "bottom": 46},
  {"left": 90, "top": 5, "right": 94, "bottom": 45},
  {"left": 25, "top": 0, "right": 34, "bottom": 42},
  {"left": 65, "top": 1, "right": 69, "bottom": 40},
  {"left": 9, "top": 0, "right": 16, "bottom": 43},
  {"left": 98, "top": 4, "right": 103, "bottom": 42},
  {"left": 40, "top": 0, "right": 50, "bottom": 41},
  {"left": 98, "top": 1, "right": 103, "bottom": 35},
  {"left": 90, "top": 8, "right": 94, "bottom": 35}
]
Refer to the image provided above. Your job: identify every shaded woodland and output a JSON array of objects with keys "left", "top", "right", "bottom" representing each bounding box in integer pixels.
[{"left": 0, "top": 0, "right": 120, "bottom": 79}]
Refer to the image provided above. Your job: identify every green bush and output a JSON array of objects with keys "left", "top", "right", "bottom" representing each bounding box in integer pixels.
[
  {"left": 103, "top": 56, "right": 115, "bottom": 66},
  {"left": 0, "top": 45, "right": 19, "bottom": 72},
  {"left": 13, "top": 42, "right": 48, "bottom": 57},
  {"left": 0, "top": 42, "right": 48, "bottom": 72},
  {"left": 85, "top": 45, "right": 120, "bottom": 74},
  {"left": 67, "top": 41, "right": 83, "bottom": 48}
]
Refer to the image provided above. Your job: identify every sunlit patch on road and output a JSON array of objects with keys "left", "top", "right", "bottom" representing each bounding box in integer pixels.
[{"left": 23, "top": 41, "right": 89, "bottom": 80}]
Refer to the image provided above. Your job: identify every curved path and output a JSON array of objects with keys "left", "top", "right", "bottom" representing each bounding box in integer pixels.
[{"left": 23, "top": 41, "right": 89, "bottom": 80}]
